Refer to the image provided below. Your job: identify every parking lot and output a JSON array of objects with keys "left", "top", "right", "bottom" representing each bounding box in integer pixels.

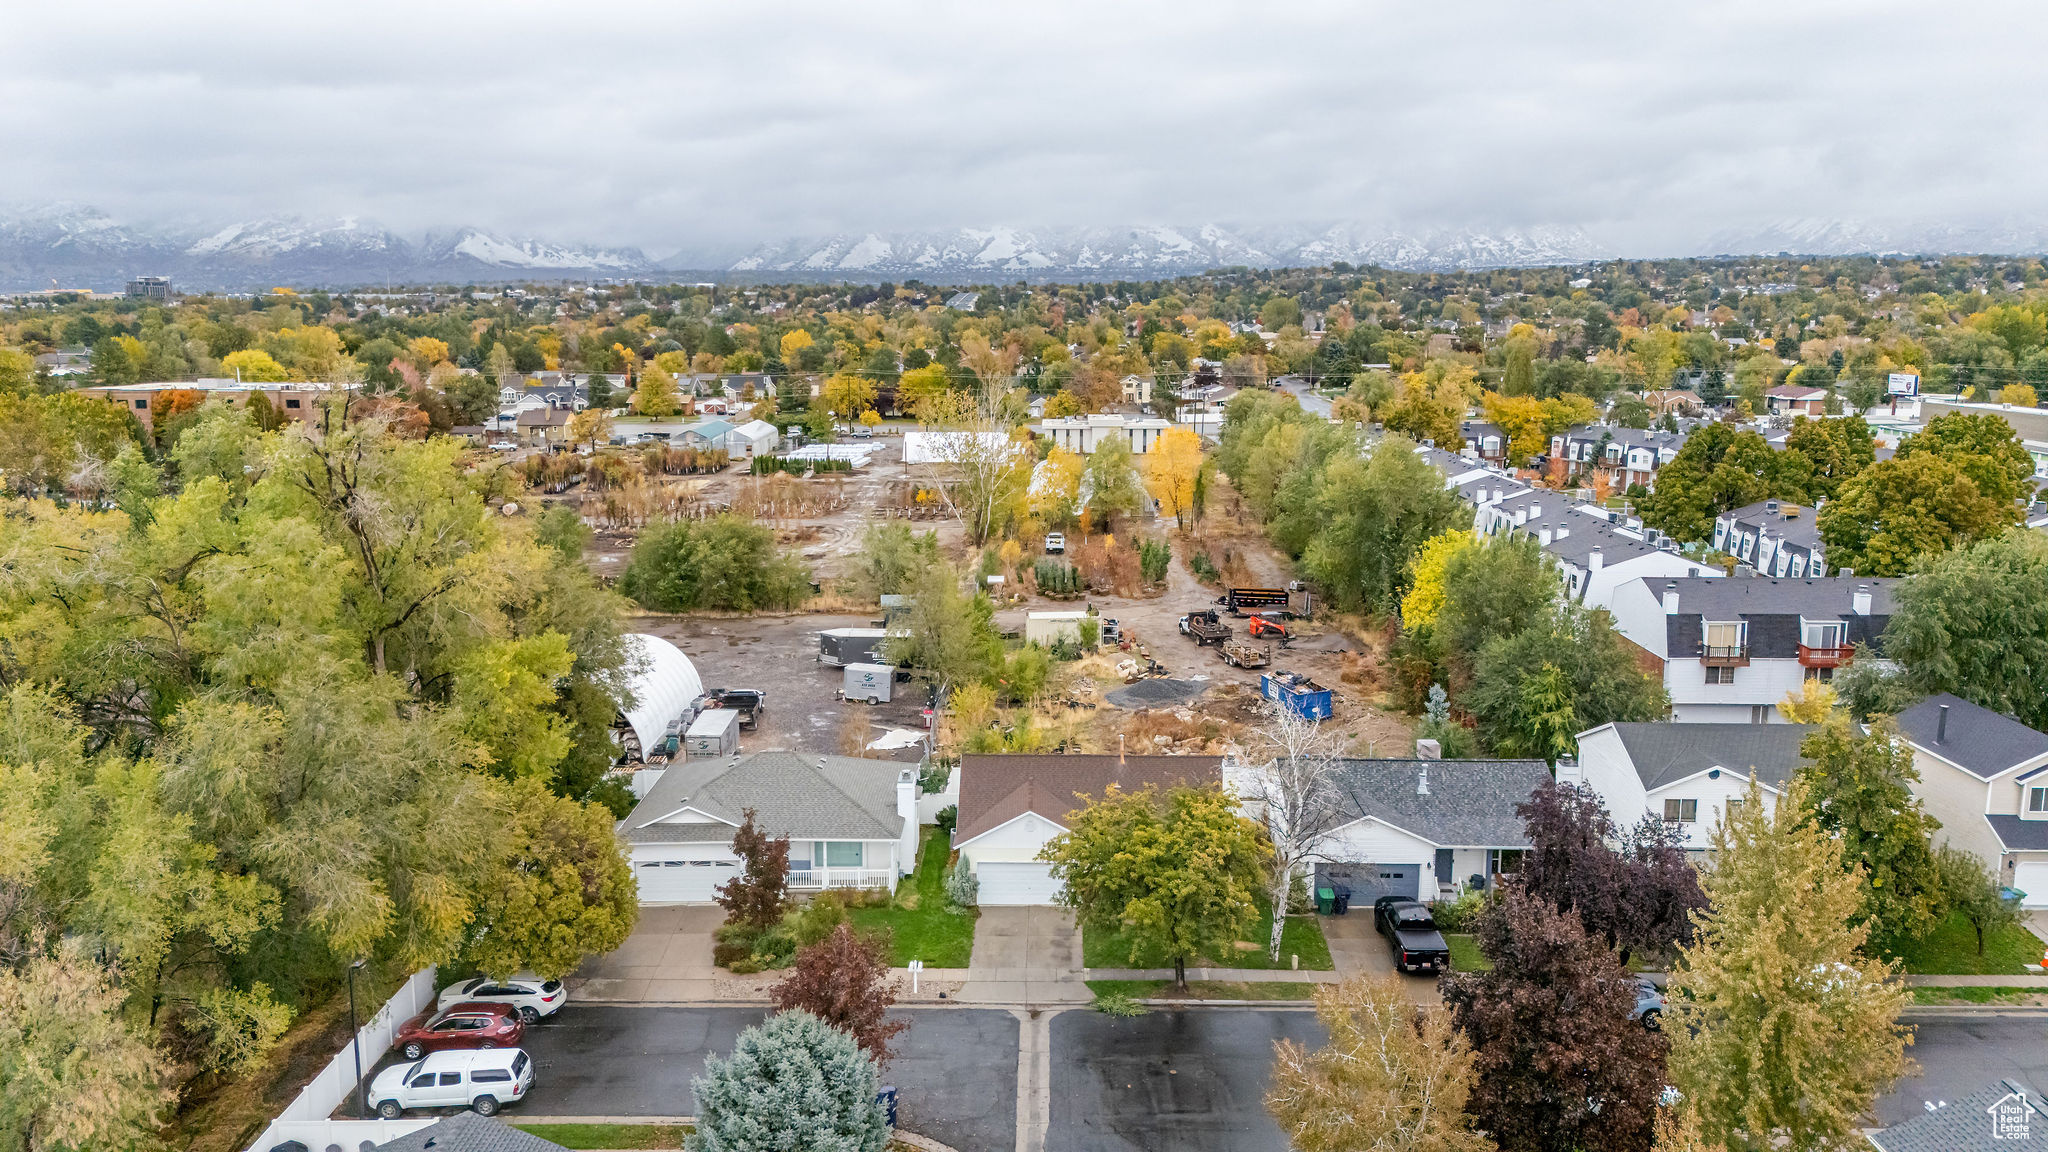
[{"left": 631, "top": 611, "right": 932, "bottom": 759}]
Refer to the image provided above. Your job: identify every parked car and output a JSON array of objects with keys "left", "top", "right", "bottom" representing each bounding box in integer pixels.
[
  {"left": 1044, "top": 532, "right": 1066, "bottom": 554},
  {"left": 435, "top": 975, "right": 567, "bottom": 1022},
  {"left": 395, "top": 1003, "right": 525, "bottom": 1060},
  {"left": 850, "top": 425, "right": 873, "bottom": 439},
  {"left": 1633, "top": 978, "right": 1665, "bottom": 1031},
  {"left": 1373, "top": 896, "right": 1451, "bottom": 974},
  {"left": 370, "top": 1048, "right": 533, "bottom": 1118}
]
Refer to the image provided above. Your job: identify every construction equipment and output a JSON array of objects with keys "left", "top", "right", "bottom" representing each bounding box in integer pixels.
[
  {"left": 1245, "top": 612, "right": 1291, "bottom": 641},
  {"left": 1178, "top": 609, "right": 1231, "bottom": 646},
  {"left": 1220, "top": 640, "right": 1271, "bottom": 669}
]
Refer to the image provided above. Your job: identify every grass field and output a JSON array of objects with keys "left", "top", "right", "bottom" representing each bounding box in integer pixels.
[
  {"left": 1888, "top": 910, "right": 2046, "bottom": 975},
  {"left": 847, "top": 828, "right": 978, "bottom": 967},
  {"left": 513, "top": 1124, "right": 690, "bottom": 1148},
  {"left": 1910, "top": 986, "right": 2048, "bottom": 1006},
  {"left": 1444, "top": 933, "right": 1490, "bottom": 972},
  {"left": 1086, "top": 979, "right": 1322, "bottom": 1001},
  {"left": 1082, "top": 910, "right": 1333, "bottom": 971}
]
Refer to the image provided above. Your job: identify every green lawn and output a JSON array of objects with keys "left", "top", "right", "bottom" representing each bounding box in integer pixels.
[
  {"left": 513, "top": 1125, "right": 690, "bottom": 1149},
  {"left": 1911, "top": 986, "right": 2048, "bottom": 1006},
  {"left": 1445, "top": 933, "right": 1490, "bottom": 972},
  {"left": 1086, "top": 979, "right": 1321, "bottom": 1001},
  {"left": 1888, "top": 910, "right": 2046, "bottom": 975},
  {"left": 1082, "top": 909, "right": 1333, "bottom": 971},
  {"left": 847, "top": 828, "right": 978, "bottom": 967}
]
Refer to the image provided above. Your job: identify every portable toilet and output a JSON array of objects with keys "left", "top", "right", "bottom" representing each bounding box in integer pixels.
[{"left": 841, "top": 663, "right": 893, "bottom": 705}]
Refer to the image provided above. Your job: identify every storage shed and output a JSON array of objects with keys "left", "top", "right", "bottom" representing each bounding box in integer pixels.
[
  {"left": 618, "top": 634, "right": 705, "bottom": 763},
  {"left": 1025, "top": 611, "right": 1092, "bottom": 649},
  {"left": 726, "top": 419, "right": 780, "bottom": 458},
  {"left": 684, "top": 709, "right": 741, "bottom": 757}
]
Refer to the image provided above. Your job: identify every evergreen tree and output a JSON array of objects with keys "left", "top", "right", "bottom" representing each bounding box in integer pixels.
[{"left": 686, "top": 1011, "right": 889, "bottom": 1152}]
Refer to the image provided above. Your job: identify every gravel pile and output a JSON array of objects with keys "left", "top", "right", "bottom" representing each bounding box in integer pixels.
[{"left": 1105, "top": 678, "right": 1209, "bottom": 710}]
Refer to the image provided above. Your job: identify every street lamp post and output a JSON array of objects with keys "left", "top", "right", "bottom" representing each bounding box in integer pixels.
[{"left": 347, "top": 959, "right": 368, "bottom": 1118}]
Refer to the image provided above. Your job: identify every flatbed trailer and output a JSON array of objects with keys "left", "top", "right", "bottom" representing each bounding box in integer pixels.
[
  {"left": 1219, "top": 587, "right": 1292, "bottom": 614},
  {"left": 1220, "top": 640, "right": 1270, "bottom": 668}
]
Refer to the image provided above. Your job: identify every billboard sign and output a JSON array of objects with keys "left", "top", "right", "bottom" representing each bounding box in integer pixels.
[{"left": 1887, "top": 371, "right": 1920, "bottom": 396}]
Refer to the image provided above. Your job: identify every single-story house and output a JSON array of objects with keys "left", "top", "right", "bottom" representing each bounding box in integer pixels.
[
  {"left": 1765, "top": 384, "right": 1829, "bottom": 416},
  {"left": 952, "top": 753, "right": 1221, "bottom": 905},
  {"left": 1563, "top": 722, "right": 1813, "bottom": 852},
  {"left": 376, "top": 1113, "right": 568, "bottom": 1152},
  {"left": 1866, "top": 1078, "right": 2044, "bottom": 1152},
  {"left": 1310, "top": 757, "right": 1552, "bottom": 903},
  {"left": 1894, "top": 694, "right": 2048, "bottom": 907},
  {"left": 619, "top": 750, "right": 921, "bottom": 904}
]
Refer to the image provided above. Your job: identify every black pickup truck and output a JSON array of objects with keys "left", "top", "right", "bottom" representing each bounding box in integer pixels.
[
  {"left": 1373, "top": 896, "right": 1451, "bottom": 974},
  {"left": 700, "top": 688, "right": 765, "bottom": 730}
]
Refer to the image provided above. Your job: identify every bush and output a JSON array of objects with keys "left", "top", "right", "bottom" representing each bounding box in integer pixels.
[
  {"left": 1079, "top": 615, "right": 1101, "bottom": 650},
  {"left": 618, "top": 514, "right": 812, "bottom": 611},
  {"left": 1034, "top": 558, "right": 1082, "bottom": 596},
  {"left": 946, "top": 855, "right": 979, "bottom": 909},
  {"left": 1138, "top": 537, "right": 1171, "bottom": 584},
  {"left": 934, "top": 804, "right": 957, "bottom": 836},
  {"left": 1189, "top": 551, "right": 1220, "bottom": 582},
  {"left": 788, "top": 893, "right": 850, "bottom": 948},
  {"left": 1429, "top": 888, "right": 1489, "bottom": 932},
  {"left": 1092, "top": 991, "right": 1147, "bottom": 1017},
  {"left": 750, "top": 454, "right": 851, "bottom": 475}
]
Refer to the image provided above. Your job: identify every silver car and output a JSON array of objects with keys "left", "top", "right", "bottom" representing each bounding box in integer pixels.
[{"left": 1633, "top": 978, "right": 1666, "bottom": 1031}]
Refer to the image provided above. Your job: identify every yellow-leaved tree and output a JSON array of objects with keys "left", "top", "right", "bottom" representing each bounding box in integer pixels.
[
  {"left": 1775, "top": 678, "right": 1836, "bottom": 723},
  {"left": 634, "top": 366, "right": 680, "bottom": 417},
  {"left": 821, "top": 372, "right": 877, "bottom": 420},
  {"left": 1401, "top": 529, "right": 1475, "bottom": 633},
  {"left": 1144, "top": 426, "right": 1205, "bottom": 529}
]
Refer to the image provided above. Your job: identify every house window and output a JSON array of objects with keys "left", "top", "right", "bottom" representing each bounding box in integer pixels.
[
  {"left": 1805, "top": 666, "right": 1834, "bottom": 683},
  {"left": 1487, "top": 849, "right": 1527, "bottom": 876},
  {"left": 134, "top": 398, "right": 148, "bottom": 409},
  {"left": 1705, "top": 621, "right": 1746, "bottom": 651},
  {"left": 1706, "top": 666, "right": 1736, "bottom": 685},
  {"left": 2030, "top": 786, "right": 2048, "bottom": 814},
  {"left": 285, "top": 397, "right": 301, "bottom": 409},
  {"left": 1664, "top": 799, "right": 1699, "bottom": 823},
  {"left": 824, "top": 842, "right": 863, "bottom": 867}
]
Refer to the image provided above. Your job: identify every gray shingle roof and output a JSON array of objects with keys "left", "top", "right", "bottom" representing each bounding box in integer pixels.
[
  {"left": 1720, "top": 499, "right": 1824, "bottom": 550},
  {"left": 1896, "top": 694, "right": 2048, "bottom": 781},
  {"left": 1986, "top": 815, "right": 2048, "bottom": 852},
  {"left": 1658, "top": 576, "right": 1895, "bottom": 659},
  {"left": 620, "top": 750, "right": 907, "bottom": 844},
  {"left": 1332, "top": 758, "right": 1551, "bottom": 848},
  {"left": 1866, "top": 1079, "right": 2045, "bottom": 1152},
  {"left": 375, "top": 1114, "right": 567, "bottom": 1152},
  {"left": 1606, "top": 723, "right": 1815, "bottom": 791}
]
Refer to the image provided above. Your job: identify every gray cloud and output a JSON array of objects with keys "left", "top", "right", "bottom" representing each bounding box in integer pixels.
[{"left": 3, "top": 0, "right": 2043, "bottom": 256}]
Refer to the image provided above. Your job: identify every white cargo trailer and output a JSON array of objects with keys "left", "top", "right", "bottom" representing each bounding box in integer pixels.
[
  {"left": 683, "top": 708, "right": 741, "bottom": 757},
  {"left": 841, "top": 663, "right": 893, "bottom": 705}
]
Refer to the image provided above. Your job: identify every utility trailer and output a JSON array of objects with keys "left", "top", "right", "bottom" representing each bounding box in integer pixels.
[
  {"left": 819, "top": 627, "right": 891, "bottom": 667},
  {"left": 1219, "top": 587, "right": 1293, "bottom": 615},
  {"left": 1220, "top": 640, "right": 1271, "bottom": 669},
  {"left": 1178, "top": 609, "right": 1232, "bottom": 646}
]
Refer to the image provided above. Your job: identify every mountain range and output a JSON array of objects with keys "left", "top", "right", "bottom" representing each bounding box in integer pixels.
[{"left": 4, "top": 204, "right": 2045, "bottom": 292}]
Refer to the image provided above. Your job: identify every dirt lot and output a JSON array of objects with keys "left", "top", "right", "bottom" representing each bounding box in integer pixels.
[{"left": 630, "top": 611, "right": 932, "bottom": 762}]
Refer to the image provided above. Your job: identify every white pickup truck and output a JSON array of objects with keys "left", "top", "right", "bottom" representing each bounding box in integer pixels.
[{"left": 1044, "top": 532, "right": 1066, "bottom": 554}]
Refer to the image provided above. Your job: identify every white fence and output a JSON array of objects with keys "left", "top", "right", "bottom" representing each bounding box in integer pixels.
[{"left": 243, "top": 967, "right": 439, "bottom": 1152}]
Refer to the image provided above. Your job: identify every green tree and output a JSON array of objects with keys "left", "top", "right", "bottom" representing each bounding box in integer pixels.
[
  {"left": 1817, "top": 453, "right": 2013, "bottom": 576},
  {"left": 1300, "top": 437, "right": 1471, "bottom": 612},
  {"left": 1266, "top": 976, "right": 1494, "bottom": 1152},
  {"left": 1082, "top": 435, "right": 1145, "bottom": 526},
  {"left": 1465, "top": 607, "right": 1667, "bottom": 760},
  {"left": 1434, "top": 533, "right": 1554, "bottom": 689},
  {"left": 466, "top": 781, "right": 638, "bottom": 981},
  {"left": 1886, "top": 531, "right": 2048, "bottom": 728},
  {"left": 1668, "top": 778, "right": 1913, "bottom": 1152},
  {"left": 634, "top": 365, "right": 681, "bottom": 417},
  {"left": 1892, "top": 410, "right": 2037, "bottom": 509},
  {"left": 1780, "top": 414, "right": 1876, "bottom": 502},
  {"left": 0, "top": 945, "right": 174, "bottom": 1152},
  {"left": 1637, "top": 422, "right": 1787, "bottom": 543},
  {"left": 1796, "top": 719, "right": 1945, "bottom": 953},
  {"left": 618, "top": 516, "right": 812, "bottom": 612},
  {"left": 1043, "top": 783, "right": 1270, "bottom": 989},
  {"left": 883, "top": 559, "right": 1000, "bottom": 693},
  {"left": 1937, "top": 843, "right": 2022, "bottom": 957},
  {"left": 686, "top": 1011, "right": 889, "bottom": 1152}
]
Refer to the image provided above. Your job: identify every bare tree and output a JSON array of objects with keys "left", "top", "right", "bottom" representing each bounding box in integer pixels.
[
  {"left": 1236, "top": 704, "right": 1350, "bottom": 961},
  {"left": 913, "top": 389, "right": 1027, "bottom": 545}
]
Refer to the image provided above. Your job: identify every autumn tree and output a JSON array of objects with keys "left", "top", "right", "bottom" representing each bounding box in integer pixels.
[
  {"left": 821, "top": 372, "right": 877, "bottom": 421},
  {"left": 1239, "top": 705, "right": 1349, "bottom": 961},
  {"left": 1817, "top": 452, "right": 2013, "bottom": 576},
  {"left": 568, "top": 407, "right": 613, "bottom": 450},
  {"left": 1267, "top": 976, "right": 1494, "bottom": 1152},
  {"left": 1443, "top": 888, "right": 1669, "bottom": 1152},
  {"left": 914, "top": 388, "right": 1027, "bottom": 544},
  {"left": 1043, "top": 783, "right": 1269, "bottom": 989},
  {"left": 221, "top": 348, "right": 289, "bottom": 382},
  {"left": 467, "top": 781, "right": 639, "bottom": 981},
  {"left": 770, "top": 924, "right": 906, "bottom": 1063},
  {"left": 1144, "top": 426, "right": 1204, "bottom": 529},
  {"left": 0, "top": 945, "right": 174, "bottom": 1152},
  {"left": 633, "top": 365, "right": 681, "bottom": 417},
  {"left": 1796, "top": 718, "right": 1945, "bottom": 953},
  {"left": 1399, "top": 529, "right": 1474, "bottom": 635},
  {"left": 1892, "top": 410, "right": 2037, "bottom": 507},
  {"left": 714, "top": 810, "right": 790, "bottom": 933},
  {"left": 1516, "top": 781, "right": 1705, "bottom": 965},
  {"left": 1667, "top": 778, "right": 1913, "bottom": 1152}
]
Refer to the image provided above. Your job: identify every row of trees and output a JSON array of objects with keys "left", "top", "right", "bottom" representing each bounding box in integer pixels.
[{"left": 0, "top": 397, "right": 641, "bottom": 1147}]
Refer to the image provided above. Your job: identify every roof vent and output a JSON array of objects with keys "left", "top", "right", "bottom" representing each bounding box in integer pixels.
[
  {"left": 1937, "top": 704, "right": 1949, "bottom": 744},
  {"left": 1417, "top": 766, "right": 1430, "bottom": 796}
]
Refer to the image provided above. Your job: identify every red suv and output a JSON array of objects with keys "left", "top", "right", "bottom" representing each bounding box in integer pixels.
[{"left": 395, "top": 1003, "right": 525, "bottom": 1060}]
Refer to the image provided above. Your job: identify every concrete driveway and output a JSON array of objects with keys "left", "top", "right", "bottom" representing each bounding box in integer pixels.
[
  {"left": 570, "top": 905, "right": 723, "bottom": 1002},
  {"left": 958, "top": 906, "right": 1091, "bottom": 1005},
  {"left": 1321, "top": 911, "right": 1440, "bottom": 1004}
]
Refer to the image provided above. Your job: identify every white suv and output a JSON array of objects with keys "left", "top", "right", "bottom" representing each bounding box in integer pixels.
[
  {"left": 370, "top": 1048, "right": 532, "bottom": 1117},
  {"left": 435, "top": 975, "right": 566, "bottom": 1022}
]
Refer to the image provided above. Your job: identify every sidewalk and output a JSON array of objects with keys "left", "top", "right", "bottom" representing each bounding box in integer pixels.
[{"left": 1084, "top": 968, "right": 1340, "bottom": 982}]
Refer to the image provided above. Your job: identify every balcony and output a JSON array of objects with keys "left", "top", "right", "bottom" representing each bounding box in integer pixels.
[
  {"left": 1701, "top": 645, "right": 1750, "bottom": 667},
  {"left": 1798, "top": 644, "right": 1853, "bottom": 669}
]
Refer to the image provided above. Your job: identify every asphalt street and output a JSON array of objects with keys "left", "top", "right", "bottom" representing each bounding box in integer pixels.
[
  {"left": 1876, "top": 1015, "right": 2048, "bottom": 1125},
  {"left": 1048, "top": 1007, "right": 1324, "bottom": 1152}
]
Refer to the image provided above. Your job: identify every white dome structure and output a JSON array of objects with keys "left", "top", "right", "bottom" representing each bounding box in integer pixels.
[{"left": 619, "top": 633, "right": 704, "bottom": 760}]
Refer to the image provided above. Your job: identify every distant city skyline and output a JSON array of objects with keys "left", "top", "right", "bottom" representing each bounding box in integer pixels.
[{"left": 4, "top": 1, "right": 2045, "bottom": 260}]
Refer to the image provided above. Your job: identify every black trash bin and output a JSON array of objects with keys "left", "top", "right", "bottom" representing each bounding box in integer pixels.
[{"left": 1331, "top": 884, "right": 1351, "bottom": 915}]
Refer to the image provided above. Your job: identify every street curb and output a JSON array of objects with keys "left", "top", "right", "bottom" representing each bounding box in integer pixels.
[
  {"left": 1900, "top": 1006, "right": 2048, "bottom": 1018},
  {"left": 513, "top": 1120, "right": 959, "bottom": 1152}
]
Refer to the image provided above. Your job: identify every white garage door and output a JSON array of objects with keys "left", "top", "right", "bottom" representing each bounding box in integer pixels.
[
  {"left": 977, "top": 862, "right": 1064, "bottom": 906},
  {"left": 635, "top": 858, "right": 737, "bottom": 904},
  {"left": 2014, "top": 862, "right": 2048, "bottom": 909}
]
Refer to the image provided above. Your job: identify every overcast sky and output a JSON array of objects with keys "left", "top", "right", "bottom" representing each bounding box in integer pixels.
[{"left": 4, "top": 0, "right": 2043, "bottom": 257}]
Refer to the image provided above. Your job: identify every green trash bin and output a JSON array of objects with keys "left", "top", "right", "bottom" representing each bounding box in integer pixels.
[{"left": 1315, "top": 886, "right": 1336, "bottom": 916}]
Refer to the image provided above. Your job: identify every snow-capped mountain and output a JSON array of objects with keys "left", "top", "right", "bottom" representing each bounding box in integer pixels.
[
  {"left": 697, "top": 222, "right": 1608, "bottom": 280},
  {"left": 0, "top": 205, "right": 654, "bottom": 291},
  {"left": 1706, "top": 218, "right": 2048, "bottom": 258}
]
